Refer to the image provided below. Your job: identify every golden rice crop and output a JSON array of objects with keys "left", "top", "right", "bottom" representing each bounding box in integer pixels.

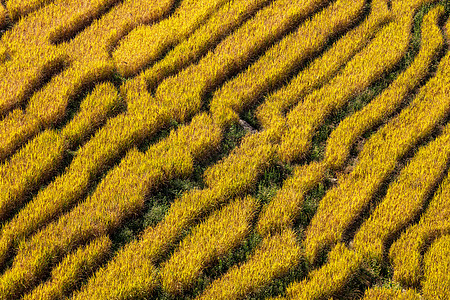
[
  {"left": 0, "top": 82, "right": 121, "bottom": 267},
  {"left": 389, "top": 170, "right": 450, "bottom": 286},
  {"left": 121, "top": 0, "right": 273, "bottom": 98},
  {"left": 22, "top": 236, "right": 111, "bottom": 300},
  {"left": 161, "top": 196, "right": 258, "bottom": 295},
  {"left": 196, "top": 229, "right": 301, "bottom": 300},
  {"left": 113, "top": 0, "right": 232, "bottom": 77},
  {"left": 70, "top": 241, "right": 159, "bottom": 299},
  {"left": 421, "top": 234, "right": 450, "bottom": 299},
  {"left": 257, "top": 161, "right": 326, "bottom": 236},
  {"left": 211, "top": 0, "right": 366, "bottom": 128},
  {"left": 353, "top": 108, "right": 450, "bottom": 260},
  {"left": 73, "top": 127, "right": 275, "bottom": 298},
  {"left": 362, "top": 287, "right": 421, "bottom": 300},
  {"left": 324, "top": 4, "right": 445, "bottom": 169},
  {"left": 284, "top": 243, "right": 363, "bottom": 300},
  {"left": 255, "top": 0, "right": 391, "bottom": 130},
  {"left": 0, "top": 113, "right": 222, "bottom": 299},
  {"left": 6, "top": 0, "right": 55, "bottom": 20},
  {"left": 0, "top": 0, "right": 449, "bottom": 298},
  {"left": 278, "top": 6, "right": 416, "bottom": 163},
  {"left": 256, "top": 0, "right": 443, "bottom": 239},
  {"left": 153, "top": 0, "right": 331, "bottom": 125},
  {"left": 0, "top": 130, "right": 66, "bottom": 221},
  {"left": 0, "top": 0, "right": 174, "bottom": 160},
  {"left": 304, "top": 39, "right": 450, "bottom": 264},
  {"left": 256, "top": 0, "right": 444, "bottom": 239}
]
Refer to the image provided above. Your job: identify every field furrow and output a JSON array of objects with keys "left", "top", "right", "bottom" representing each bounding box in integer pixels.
[
  {"left": 278, "top": 0, "right": 429, "bottom": 163},
  {"left": 5, "top": 0, "right": 56, "bottom": 21},
  {"left": 160, "top": 196, "right": 258, "bottom": 295},
  {"left": 196, "top": 229, "right": 301, "bottom": 300},
  {"left": 255, "top": 0, "right": 391, "bottom": 130},
  {"left": 324, "top": 4, "right": 446, "bottom": 169},
  {"left": 0, "top": 113, "right": 221, "bottom": 299},
  {"left": 0, "top": 0, "right": 448, "bottom": 298},
  {"left": 113, "top": 0, "right": 233, "bottom": 77},
  {"left": 353, "top": 105, "right": 450, "bottom": 261},
  {"left": 210, "top": 0, "right": 366, "bottom": 127},
  {"left": 0, "top": 0, "right": 174, "bottom": 160},
  {"left": 389, "top": 167, "right": 450, "bottom": 286},
  {"left": 121, "top": 0, "right": 273, "bottom": 98},
  {"left": 22, "top": 236, "right": 111, "bottom": 300},
  {"left": 304, "top": 42, "right": 450, "bottom": 264},
  {"left": 0, "top": 82, "right": 121, "bottom": 266}
]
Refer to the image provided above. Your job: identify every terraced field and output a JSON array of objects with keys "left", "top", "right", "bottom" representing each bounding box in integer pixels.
[{"left": 0, "top": 0, "right": 449, "bottom": 299}]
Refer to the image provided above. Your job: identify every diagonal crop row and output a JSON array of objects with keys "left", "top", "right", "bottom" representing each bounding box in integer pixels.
[
  {"left": 324, "top": 4, "right": 446, "bottom": 169},
  {"left": 256, "top": 161, "right": 326, "bottom": 236},
  {"left": 160, "top": 196, "right": 258, "bottom": 296},
  {"left": 72, "top": 129, "right": 276, "bottom": 299},
  {"left": 421, "top": 234, "right": 450, "bottom": 299},
  {"left": 282, "top": 243, "right": 362, "bottom": 300},
  {"left": 303, "top": 30, "right": 450, "bottom": 265},
  {"left": 121, "top": 0, "right": 274, "bottom": 98},
  {"left": 255, "top": 1, "right": 445, "bottom": 237},
  {"left": 113, "top": 0, "right": 233, "bottom": 77},
  {"left": 0, "top": 0, "right": 175, "bottom": 160},
  {"left": 195, "top": 229, "right": 302, "bottom": 300},
  {"left": 0, "top": 113, "right": 222, "bottom": 300},
  {"left": 353, "top": 101, "right": 450, "bottom": 261},
  {"left": 210, "top": 0, "right": 366, "bottom": 128},
  {"left": 0, "top": 82, "right": 120, "bottom": 224},
  {"left": 277, "top": 0, "right": 430, "bottom": 163},
  {"left": 21, "top": 235, "right": 112, "bottom": 300},
  {"left": 389, "top": 167, "right": 450, "bottom": 286},
  {"left": 254, "top": 0, "right": 391, "bottom": 130},
  {"left": 0, "top": 82, "right": 121, "bottom": 266},
  {"left": 151, "top": 0, "right": 334, "bottom": 124}
]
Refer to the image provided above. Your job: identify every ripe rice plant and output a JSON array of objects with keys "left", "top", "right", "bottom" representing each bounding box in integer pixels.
[
  {"left": 211, "top": 0, "right": 366, "bottom": 128},
  {"left": 196, "top": 229, "right": 301, "bottom": 300},
  {"left": 389, "top": 170, "right": 450, "bottom": 286},
  {"left": 0, "top": 0, "right": 449, "bottom": 298},
  {"left": 353, "top": 110, "right": 450, "bottom": 260},
  {"left": 5, "top": 0, "right": 56, "bottom": 20},
  {"left": 121, "top": 0, "right": 273, "bottom": 98},
  {"left": 362, "top": 287, "right": 421, "bottom": 299},
  {"left": 154, "top": 0, "right": 332, "bottom": 124},
  {"left": 324, "top": 4, "right": 445, "bottom": 169},
  {"left": 255, "top": 0, "right": 391, "bottom": 130},
  {"left": 284, "top": 243, "right": 363, "bottom": 300},
  {"left": 161, "top": 196, "right": 258, "bottom": 295},
  {"left": 113, "top": 0, "right": 232, "bottom": 77},
  {"left": 421, "top": 234, "right": 450, "bottom": 299},
  {"left": 257, "top": 161, "right": 326, "bottom": 236},
  {"left": 0, "top": 0, "right": 174, "bottom": 159},
  {"left": 278, "top": 1, "right": 422, "bottom": 163},
  {"left": 304, "top": 36, "right": 450, "bottom": 264},
  {"left": 0, "top": 82, "right": 121, "bottom": 267},
  {"left": 22, "top": 235, "right": 111, "bottom": 300}
]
